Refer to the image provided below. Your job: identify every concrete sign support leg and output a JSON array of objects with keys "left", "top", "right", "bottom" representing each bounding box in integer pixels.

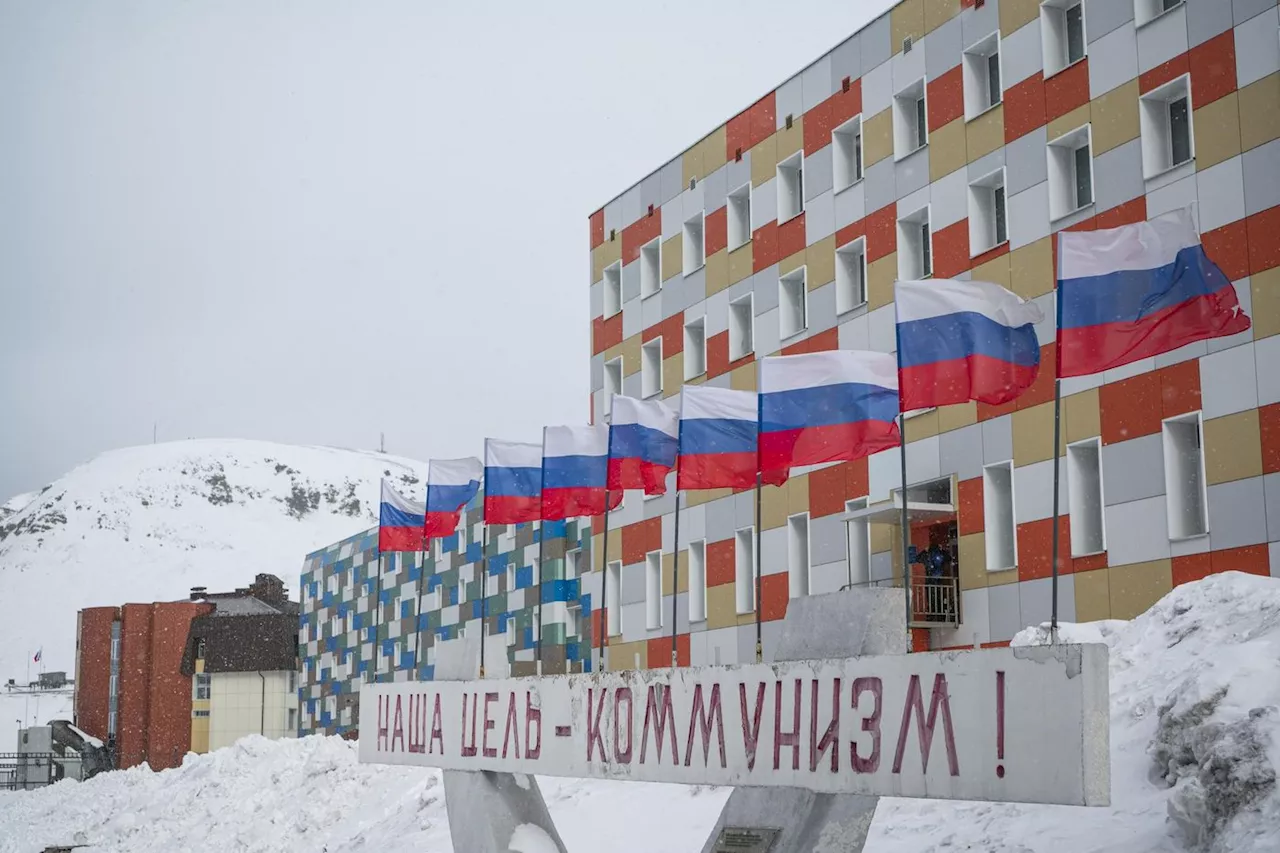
[
  {"left": 698, "top": 587, "right": 908, "bottom": 853},
  {"left": 435, "top": 636, "right": 568, "bottom": 853}
]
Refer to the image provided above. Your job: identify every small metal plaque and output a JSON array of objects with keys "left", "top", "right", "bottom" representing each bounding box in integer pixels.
[{"left": 713, "top": 826, "right": 780, "bottom": 853}]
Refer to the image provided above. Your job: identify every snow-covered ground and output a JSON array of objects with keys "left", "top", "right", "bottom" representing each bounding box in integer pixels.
[
  {"left": 0, "top": 439, "right": 429, "bottom": 727},
  {"left": 1, "top": 572, "right": 1276, "bottom": 853}
]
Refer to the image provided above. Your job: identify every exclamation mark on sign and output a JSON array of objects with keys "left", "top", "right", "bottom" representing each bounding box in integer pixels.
[{"left": 996, "top": 669, "right": 1006, "bottom": 778}]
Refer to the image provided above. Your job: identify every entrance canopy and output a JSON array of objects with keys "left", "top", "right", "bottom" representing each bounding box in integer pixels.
[{"left": 842, "top": 500, "right": 955, "bottom": 525}]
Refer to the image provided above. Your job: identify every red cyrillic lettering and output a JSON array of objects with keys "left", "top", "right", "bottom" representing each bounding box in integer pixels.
[
  {"left": 640, "top": 684, "right": 680, "bottom": 765},
  {"left": 685, "top": 683, "right": 725, "bottom": 769},
  {"left": 892, "top": 673, "right": 959, "bottom": 776},
  {"left": 502, "top": 693, "right": 521, "bottom": 759},
  {"left": 460, "top": 693, "right": 478, "bottom": 757},
  {"left": 429, "top": 693, "right": 444, "bottom": 754},
  {"left": 773, "top": 679, "right": 802, "bottom": 771},
  {"left": 614, "top": 687, "right": 633, "bottom": 764},
  {"left": 809, "top": 678, "right": 840, "bottom": 773},
  {"left": 482, "top": 692, "right": 499, "bottom": 758},
  {"left": 850, "top": 676, "right": 881, "bottom": 774},
  {"left": 740, "top": 682, "right": 766, "bottom": 771},
  {"left": 525, "top": 690, "right": 542, "bottom": 760},
  {"left": 586, "top": 687, "right": 607, "bottom": 763}
]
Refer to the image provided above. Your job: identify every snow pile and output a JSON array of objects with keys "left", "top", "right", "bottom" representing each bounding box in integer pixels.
[
  {"left": 0, "top": 734, "right": 729, "bottom": 853},
  {"left": 1, "top": 572, "right": 1276, "bottom": 853},
  {"left": 870, "top": 571, "right": 1280, "bottom": 853},
  {"left": 0, "top": 440, "right": 428, "bottom": 698}
]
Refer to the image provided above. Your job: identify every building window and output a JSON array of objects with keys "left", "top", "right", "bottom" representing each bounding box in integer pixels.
[
  {"left": 565, "top": 548, "right": 582, "bottom": 580},
  {"left": 729, "top": 294, "right": 754, "bottom": 361},
  {"left": 645, "top": 551, "right": 663, "bottom": 630},
  {"left": 640, "top": 238, "right": 661, "bottom": 299},
  {"left": 603, "top": 261, "right": 622, "bottom": 318},
  {"left": 897, "top": 207, "right": 932, "bottom": 280},
  {"left": 968, "top": 168, "right": 1008, "bottom": 256},
  {"left": 641, "top": 337, "right": 663, "bottom": 398},
  {"left": 728, "top": 183, "right": 751, "bottom": 250},
  {"left": 1163, "top": 412, "right": 1208, "bottom": 539},
  {"left": 983, "top": 461, "right": 1017, "bottom": 571},
  {"left": 1136, "top": 0, "right": 1183, "bottom": 27},
  {"left": 893, "top": 78, "right": 928, "bottom": 159},
  {"left": 777, "top": 153, "right": 804, "bottom": 222},
  {"left": 603, "top": 356, "right": 622, "bottom": 420},
  {"left": 835, "top": 238, "right": 867, "bottom": 314},
  {"left": 684, "top": 318, "right": 707, "bottom": 379},
  {"left": 788, "top": 513, "right": 810, "bottom": 598},
  {"left": 833, "top": 116, "right": 863, "bottom": 192},
  {"left": 606, "top": 560, "right": 622, "bottom": 634},
  {"left": 506, "top": 560, "right": 516, "bottom": 591},
  {"left": 566, "top": 603, "right": 580, "bottom": 639},
  {"left": 779, "top": 267, "right": 808, "bottom": 339},
  {"left": 287, "top": 708, "right": 297, "bottom": 733},
  {"left": 683, "top": 212, "right": 705, "bottom": 274},
  {"left": 963, "top": 33, "right": 1002, "bottom": 119},
  {"left": 1042, "top": 0, "right": 1086, "bottom": 78},
  {"left": 193, "top": 673, "right": 211, "bottom": 701},
  {"left": 735, "top": 528, "right": 756, "bottom": 614},
  {"left": 1140, "top": 75, "right": 1194, "bottom": 179},
  {"left": 1047, "top": 125, "right": 1093, "bottom": 221},
  {"left": 193, "top": 709, "right": 210, "bottom": 718},
  {"left": 1067, "top": 438, "right": 1106, "bottom": 556},
  {"left": 457, "top": 578, "right": 466, "bottom": 604},
  {"left": 688, "top": 540, "right": 707, "bottom": 622},
  {"left": 845, "top": 498, "right": 871, "bottom": 587}
]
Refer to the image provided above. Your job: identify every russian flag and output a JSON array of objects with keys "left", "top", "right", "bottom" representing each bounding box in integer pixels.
[
  {"left": 542, "top": 425, "right": 622, "bottom": 520},
  {"left": 1057, "top": 208, "right": 1250, "bottom": 377},
  {"left": 677, "top": 386, "right": 759, "bottom": 491},
  {"left": 378, "top": 479, "right": 425, "bottom": 552},
  {"left": 424, "top": 457, "right": 482, "bottom": 542},
  {"left": 484, "top": 439, "right": 542, "bottom": 524},
  {"left": 896, "top": 278, "right": 1044, "bottom": 411},
  {"left": 759, "top": 350, "right": 901, "bottom": 486},
  {"left": 607, "top": 395, "right": 679, "bottom": 495}
]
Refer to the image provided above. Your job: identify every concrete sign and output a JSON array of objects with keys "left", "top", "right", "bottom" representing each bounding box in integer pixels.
[{"left": 358, "top": 644, "right": 1109, "bottom": 807}]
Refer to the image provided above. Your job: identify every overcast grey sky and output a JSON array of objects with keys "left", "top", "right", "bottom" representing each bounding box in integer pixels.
[{"left": 0, "top": 0, "right": 890, "bottom": 499}]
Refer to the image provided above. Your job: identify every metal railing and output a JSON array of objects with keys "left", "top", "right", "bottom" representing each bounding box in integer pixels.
[
  {"left": 838, "top": 575, "right": 962, "bottom": 628},
  {"left": 0, "top": 753, "right": 62, "bottom": 790}
]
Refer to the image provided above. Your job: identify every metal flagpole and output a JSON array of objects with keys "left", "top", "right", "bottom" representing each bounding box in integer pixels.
[
  {"left": 1049, "top": 378, "right": 1063, "bottom": 639},
  {"left": 537, "top": 429, "right": 548, "bottom": 674},
  {"left": 755, "top": 472, "right": 763, "bottom": 663},
  {"left": 479, "top": 520, "right": 489, "bottom": 678},
  {"left": 412, "top": 535, "right": 427, "bottom": 680},
  {"left": 372, "top": 551, "right": 384, "bottom": 683},
  {"left": 670, "top": 488, "right": 681, "bottom": 668},
  {"left": 894, "top": 313, "right": 913, "bottom": 648},
  {"left": 597, "top": 493, "right": 612, "bottom": 671}
]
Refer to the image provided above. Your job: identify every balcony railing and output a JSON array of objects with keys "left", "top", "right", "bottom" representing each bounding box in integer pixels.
[{"left": 839, "top": 575, "right": 962, "bottom": 628}]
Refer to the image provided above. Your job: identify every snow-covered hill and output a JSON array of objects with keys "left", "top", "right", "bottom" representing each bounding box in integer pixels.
[
  {"left": 1, "top": 572, "right": 1276, "bottom": 853},
  {"left": 0, "top": 440, "right": 428, "bottom": 694}
]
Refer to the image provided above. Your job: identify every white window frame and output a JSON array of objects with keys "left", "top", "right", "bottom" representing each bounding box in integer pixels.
[
  {"left": 968, "top": 167, "right": 1008, "bottom": 257},
  {"left": 729, "top": 293, "right": 755, "bottom": 361},
  {"left": 683, "top": 317, "right": 707, "bottom": 380},
  {"left": 603, "top": 260, "right": 622, "bottom": 319},
  {"left": 836, "top": 237, "right": 868, "bottom": 315},
  {"left": 779, "top": 266, "right": 808, "bottom": 340},
  {"left": 777, "top": 152, "right": 805, "bottom": 223},
  {"left": 832, "top": 115, "right": 864, "bottom": 192},
  {"left": 1162, "top": 412, "right": 1209, "bottom": 540},
  {"left": 1136, "top": 0, "right": 1184, "bottom": 28},
  {"left": 645, "top": 550, "right": 663, "bottom": 630},
  {"left": 963, "top": 32, "right": 1003, "bottom": 121},
  {"left": 787, "top": 512, "right": 811, "bottom": 599},
  {"left": 897, "top": 206, "right": 933, "bottom": 281},
  {"left": 603, "top": 356, "right": 623, "bottom": 420},
  {"left": 505, "top": 561, "right": 516, "bottom": 592},
  {"left": 845, "top": 498, "right": 871, "bottom": 588},
  {"left": 687, "top": 539, "right": 707, "bottom": 623},
  {"left": 683, "top": 211, "right": 706, "bottom": 274},
  {"left": 565, "top": 548, "right": 582, "bottom": 581},
  {"left": 606, "top": 559, "right": 622, "bottom": 635},
  {"left": 893, "top": 78, "right": 929, "bottom": 160},
  {"left": 1041, "top": 0, "right": 1087, "bottom": 78},
  {"left": 639, "top": 237, "right": 662, "bottom": 299},
  {"left": 727, "top": 183, "right": 752, "bottom": 250},
  {"left": 982, "top": 461, "right": 1017, "bottom": 572},
  {"left": 735, "top": 527, "right": 756, "bottom": 614},
  {"left": 1139, "top": 74, "right": 1195, "bottom": 180},
  {"left": 641, "top": 337, "right": 663, "bottom": 399},
  {"left": 1066, "top": 437, "right": 1107, "bottom": 557},
  {"left": 1047, "top": 124, "right": 1094, "bottom": 222}
]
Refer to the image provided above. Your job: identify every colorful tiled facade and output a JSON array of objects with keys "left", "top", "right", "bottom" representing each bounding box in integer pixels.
[
  {"left": 298, "top": 497, "right": 594, "bottom": 736},
  {"left": 587, "top": 0, "right": 1280, "bottom": 663}
]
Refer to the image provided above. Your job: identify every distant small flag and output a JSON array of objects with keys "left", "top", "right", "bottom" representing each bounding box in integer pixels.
[
  {"left": 895, "top": 278, "right": 1044, "bottom": 411},
  {"left": 424, "top": 457, "right": 483, "bottom": 543},
  {"left": 34, "top": 648, "right": 42, "bottom": 663},
  {"left": 758, "top": 350, "right": 901, "bottom": 486},
  {"left": 484, "top": 439, "right": 543, "bottom": 524},
  {"left": 542, "top": 425, "right": 621, "bottom": 520},
  {"left": 677, "top": 386, "right": 759, "bottom": 491},
  {"left": 607, "top": 395, "right": 679, "bottom": 495},
  {"left": 1057, "top": 208, "right": 1250, "bottom": 377},
  {"left": 378, "top": 479, "right": 425, "bottom": 552}
]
